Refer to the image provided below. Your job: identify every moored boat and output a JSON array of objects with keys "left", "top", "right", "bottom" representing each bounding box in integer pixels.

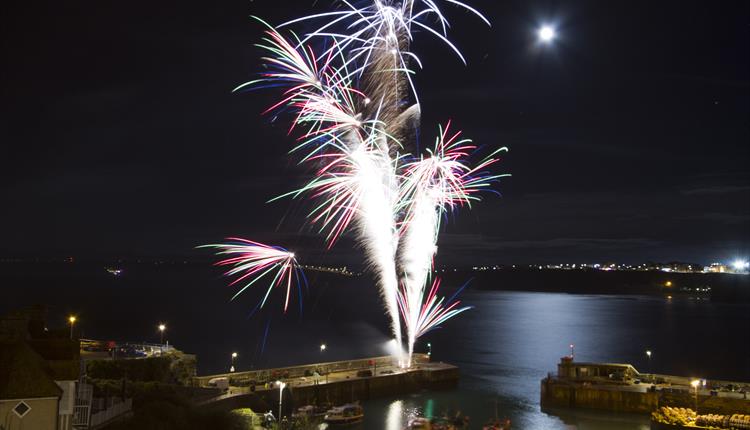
[{"left": 323, "top": 403, "right": 364, "bottom": 425}]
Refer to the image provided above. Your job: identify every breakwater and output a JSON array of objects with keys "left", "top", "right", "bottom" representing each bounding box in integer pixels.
[
  {"left": 195, "top": 354, "right": 458, "bottom": 413},
  {"left": 541, "top": 357, "right": 750, "bottom": 416}
]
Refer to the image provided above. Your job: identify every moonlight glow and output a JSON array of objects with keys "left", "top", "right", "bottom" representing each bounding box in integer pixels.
[{"left": 538, "top": 25, "right": 556, "bottom": 43}]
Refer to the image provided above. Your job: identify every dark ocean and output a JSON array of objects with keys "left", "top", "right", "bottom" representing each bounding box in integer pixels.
[{"left": 2, "top": 262, "right": 748, "bottom": 429}]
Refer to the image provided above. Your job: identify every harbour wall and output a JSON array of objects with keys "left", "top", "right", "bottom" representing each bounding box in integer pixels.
[
  {"left": 277, "top": 363, "right": 459, "bottom": 406},
  {"left": 197, "top": 355, "right": 458, "bottom": 413},
  {"left": 541, "top": 377, "right": 750, "bottom": 415}
]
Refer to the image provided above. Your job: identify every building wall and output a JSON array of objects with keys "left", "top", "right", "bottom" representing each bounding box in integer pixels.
[
  {"left": 0, "top": 397, "right": 59, "bottom": 430},
  {"left": 55, "top": 381, "right": 76, "bottom": 430}
]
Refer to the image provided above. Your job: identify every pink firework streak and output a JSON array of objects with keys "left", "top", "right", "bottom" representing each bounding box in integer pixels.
[
  {"left": 200, "top": 238, "right": 306, "bottom": 314},
  {"left": 397, "top": 278, "right": 472, "bottom": 339},
  {"left": 400, "top": 120, "right": 508, "bottom": 222}
]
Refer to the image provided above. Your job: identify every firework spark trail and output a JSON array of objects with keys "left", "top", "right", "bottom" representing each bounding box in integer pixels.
[
  {"left": 221, "top": 1, "right": 499, "bottom": 366},
  {"left": 199, "top": 238, "right": 306, "bottom": 314},
  {"left": 238, "top": 20, "right": 408, "bottom": 352},
  {"left": 398, "top": 122, "right": 508, "bottom": 364},
  {"left": 274, "top": 119, "right": 405, "bottom": 350},
  {"left": 397, "top": 277, "right": 472, "bottom": 339},
  {"left": 278, "top": 0, "right": 490, "bottom": 100},
  {"left": 350, "top": 127, "right": 403, "bottom": 357}
]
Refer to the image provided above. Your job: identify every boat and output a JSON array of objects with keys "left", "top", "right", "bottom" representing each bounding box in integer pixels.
[
  {"left": 405, "top": 417, "right": 432, "bottom": 429},
  {"left": 293, "top": 404, "right": 328, "bottom": 420},
  {"left": 323, "top": 403, "right": 364, "bottom": 425},
  {"left": 105, "top": 267, "right": 123, "bottom": 276},
  {"left": 404, "top": 415, "right": 468, "bottom": 430}
]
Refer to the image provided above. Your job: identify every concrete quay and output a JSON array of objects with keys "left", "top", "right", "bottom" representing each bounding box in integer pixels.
[
  {"left": 541, "top": 356, "right": 750, "bottom": 415},
  {"left": 194, "top": 354, "right": 459, "bottom": 413}
]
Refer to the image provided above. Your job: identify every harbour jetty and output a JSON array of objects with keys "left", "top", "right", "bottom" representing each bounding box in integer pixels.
[
  {"left": 541, "top": 356, "right": 750, "bottom": 416},
  {"left": 194, "top": 353, "right": 458, "bottom": 413}
]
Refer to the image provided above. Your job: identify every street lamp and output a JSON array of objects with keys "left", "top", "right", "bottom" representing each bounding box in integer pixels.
[
  {"left": 646, "top": 350, "right": 652, "bottom": 376},
  {"left": 691, "top": 379, "right": 700, "bottom": 414},
  {"left": 68, "top": 316, "right": 77, "bottom": 340},
  {"left": 158, "top": 324, "right": 166, "bottom": 345},
  {"left": 427, "top": 342, "right": 432, "bottom": 358},
  {"left": 276, "top": 380, "right": 286, "bottom": 422},
  {"left": 231, "top": 352, "right": 238, "bottom": 372},
  {"left": 320, "top": 343, "right": 326, "bottom": 353},
  {"left": 570, "top": 344, "right": 575, "bottom": 360}
]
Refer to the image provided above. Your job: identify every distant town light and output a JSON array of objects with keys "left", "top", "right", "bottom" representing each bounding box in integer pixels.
[{"left": 690, "top": 379, "right": 700, "bottom": 388}]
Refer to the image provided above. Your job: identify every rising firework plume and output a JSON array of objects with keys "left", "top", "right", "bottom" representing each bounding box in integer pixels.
[
  {"left": 200, "top": 238, "right": 306, "bottom": 314},
  {"left": 398, "top": 122, "right": 508, "bottom": 362},
  {"left": 213, "top": 0, "right": 504, "bottom": 366}
]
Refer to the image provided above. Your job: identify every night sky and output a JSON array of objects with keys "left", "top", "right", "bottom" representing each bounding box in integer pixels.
[{"left": 1, "top": 0, "right": 748, "bottom": 265}]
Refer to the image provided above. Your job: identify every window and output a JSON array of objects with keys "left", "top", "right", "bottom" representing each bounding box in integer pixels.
[{"left": 13, "top": 401, "right": 31, "bottom": 418}]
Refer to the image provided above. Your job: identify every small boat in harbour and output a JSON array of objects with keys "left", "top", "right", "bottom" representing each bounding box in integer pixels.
[
  {"left": 323, "top": 403, "right": 364, "bottom": 425},
  {"left": 293, "top": 404, "right": 328, "bottom": 420},
  {"left": 404, "top": 414, "right": 470, "bottom": 430}
]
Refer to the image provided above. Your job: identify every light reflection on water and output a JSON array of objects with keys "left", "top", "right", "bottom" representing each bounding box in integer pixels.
[
  {"left": 7, "top": 265, "right": 745, "bottom": 429},
  {"left": 350, "top": 291, "right": 747, "bottom": 430}
]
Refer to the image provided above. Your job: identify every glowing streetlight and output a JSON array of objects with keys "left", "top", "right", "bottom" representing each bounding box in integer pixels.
[
  {"left": 230, "top": 352, "right": 238, "bottom": 372},
  {"left": 646, "top": 350, "right": 652, "bottom": 376},
  {"left": 690, "top": 379, "right": 700, "bottom": 414},
  {"left": 158, "top": 324, "right": 166, "bottom": 345},
  {"left": 68, "top": 316, "right": 77, "bottom": 340},
  {"left": 427, "top": 342, "right": 432, "bottom": 358},
  {"left": 320, "top": 343, "right": 326, "bottom": 353},
  {"left": 665, "top": 281, "right": 672, "bottom": 287},
  {"left": 276, "top": 380, "right": 286, "bottom": 422},
  {"left": 538, "top": 25, "right": 556, "bottom": 43},
  {"left": 732, "top": 259, "right": 749, "bottom": 272},
  {"left": 570, "top": 344, "right": 575, "bottom": 360}
]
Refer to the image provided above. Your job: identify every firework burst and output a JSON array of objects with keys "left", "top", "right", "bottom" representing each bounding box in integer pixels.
[
  {"left": 200, "top": 238, "right": 306, "bottom": 314},
  {"left": 209, "top": 0, "right": 504, "bottom": 366},
  {"left": 398, "top": 122, "right": 508, "bottom": 363}
]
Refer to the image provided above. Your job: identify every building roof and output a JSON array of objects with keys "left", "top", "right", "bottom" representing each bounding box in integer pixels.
[{"left": 0, "top": 340, "right": 63, "bottom": 399}]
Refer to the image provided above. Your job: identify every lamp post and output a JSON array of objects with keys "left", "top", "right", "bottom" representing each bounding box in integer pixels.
[
  {"left": 68, "top": 316, "right": 77, "bottom": 340},
  {"left": 646, "top": 350, "right": 652, "bottom": 377},
  {"left": 158, "top": 324, "right": 166, "bottom": 345},
  {"left": 427, "top": 342, "right": 432, "bottom": 358},
  {"left": 276, "top": 380, "right": 286, "bottom": 423},
  {"left": 320, "top": 343, "right": 326, "bottom": 354},
  {"left": 570, "top": 344, "right": 575, "bottom": 360},
  {"left": 231, "top": 352, "right": 238, "bottom": 372},
  {"left": 691, "top": 379, "right": 700, "bottom": 415}
]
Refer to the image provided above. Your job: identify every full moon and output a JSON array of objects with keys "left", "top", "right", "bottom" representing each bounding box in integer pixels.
[{"left": 538, "top": 25, "right": 556, "bottom": 43}]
